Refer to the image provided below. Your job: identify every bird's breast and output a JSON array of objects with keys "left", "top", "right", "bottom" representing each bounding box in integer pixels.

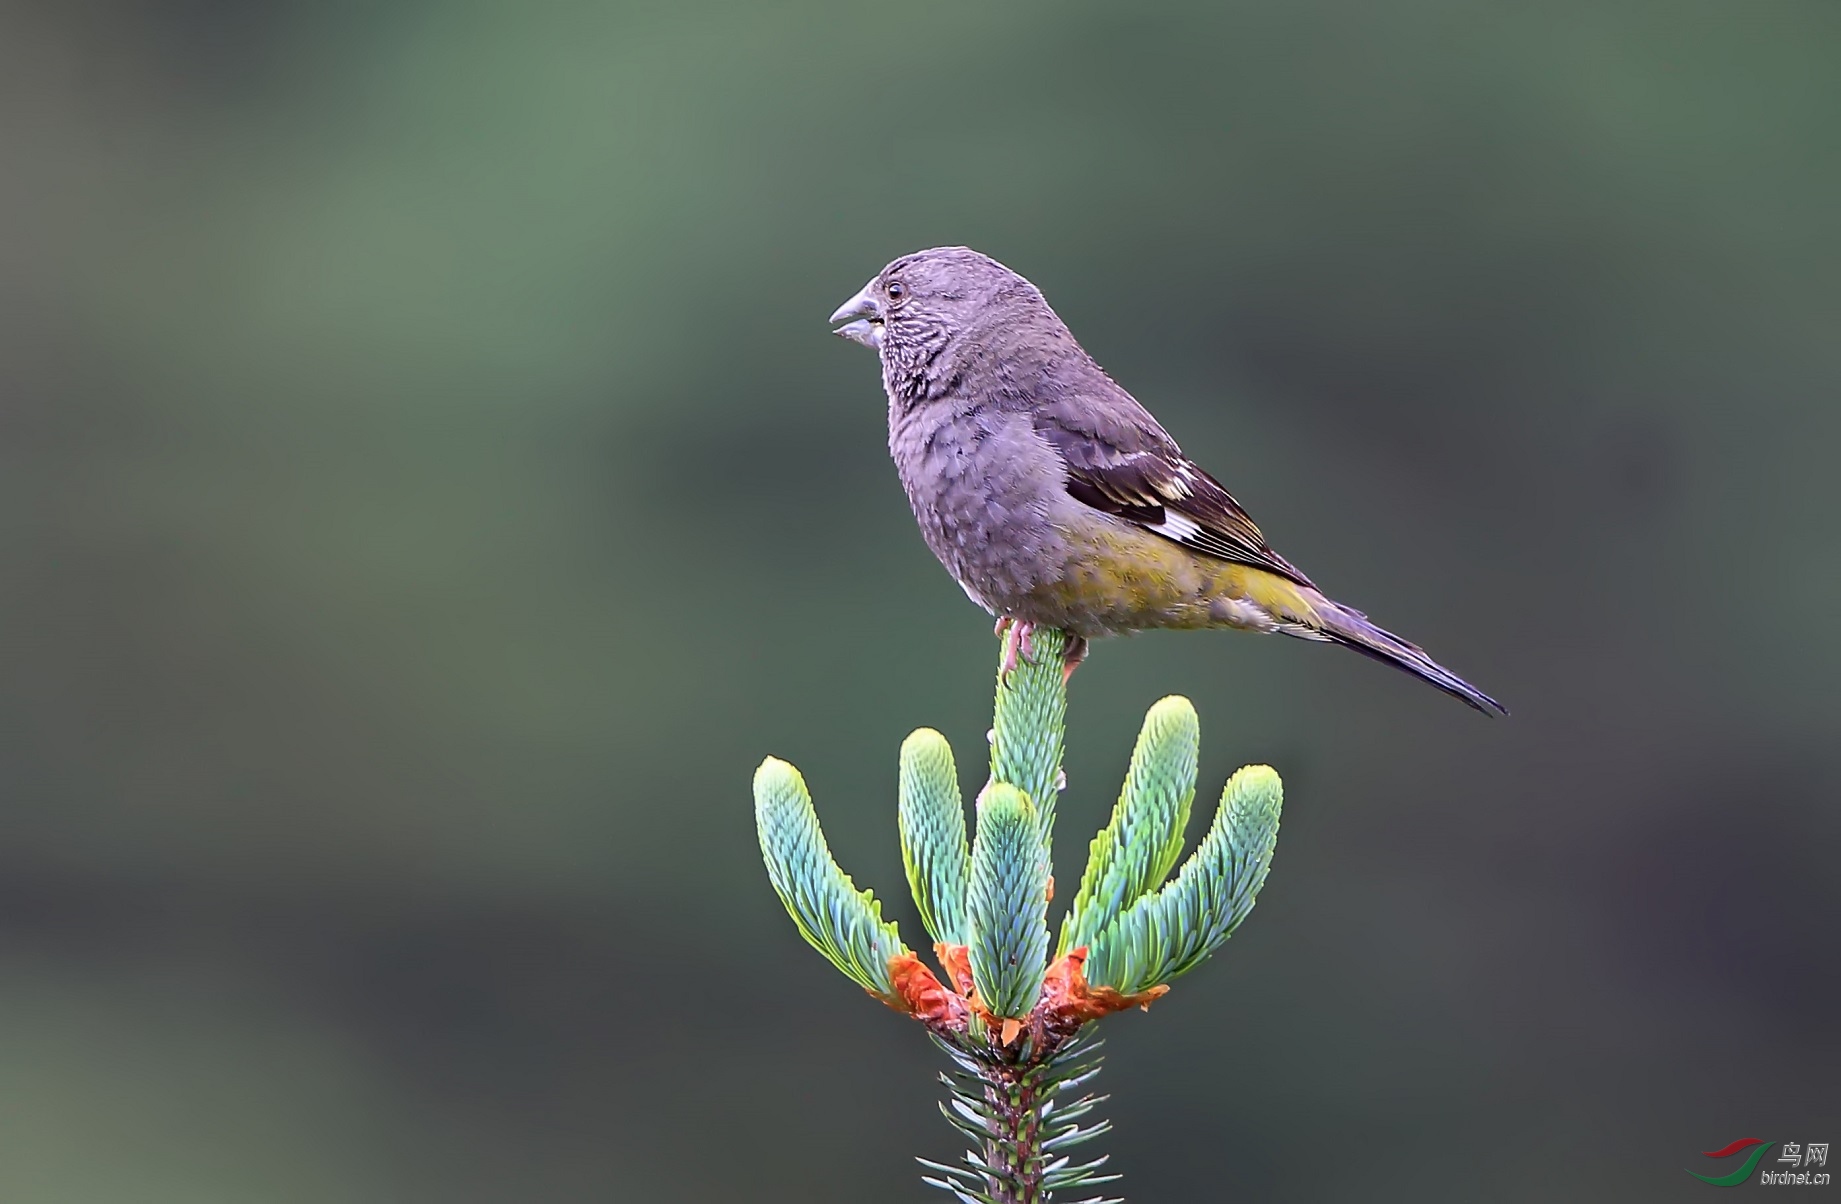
[{"left": 887, "top": 400, "right": 1070, "bottom": 611}]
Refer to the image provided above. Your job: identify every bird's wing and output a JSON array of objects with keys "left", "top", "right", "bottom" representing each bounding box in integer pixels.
[{"left": 1034, "top": 397, "right": 1317, "bottom": 589}]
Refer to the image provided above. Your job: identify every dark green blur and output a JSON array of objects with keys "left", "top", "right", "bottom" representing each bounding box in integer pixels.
[{"left": 3, "top": 2, "right": 1836, "bottom": 1200}]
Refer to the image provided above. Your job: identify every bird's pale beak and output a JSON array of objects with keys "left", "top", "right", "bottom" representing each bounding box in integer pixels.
[{"left": 828, "top": 278, "right": 883, "bottom": 349}]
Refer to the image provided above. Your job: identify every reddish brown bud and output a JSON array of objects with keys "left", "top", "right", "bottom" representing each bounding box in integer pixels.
[
  {"left": 1040, "top": 947, "right": 1170, "bottom": 1026},
  {"left": 934, "top": 942, "right": 977, "bottom": 998},
  {"left": 886, "top": 953, "right": 969, "bottom": 1032}
]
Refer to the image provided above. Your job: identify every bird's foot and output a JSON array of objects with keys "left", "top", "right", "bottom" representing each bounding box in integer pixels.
[
  {"left": 998, "top": 619, "right": 1037, "bottom": 679},
  {"left": 1061, "top": 635, "right": 1089, "bottom": 684}
]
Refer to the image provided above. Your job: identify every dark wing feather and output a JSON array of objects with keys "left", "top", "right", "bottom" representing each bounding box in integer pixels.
[{"left": 1034, "top": 396, "right": 1316, "bottom": 589}]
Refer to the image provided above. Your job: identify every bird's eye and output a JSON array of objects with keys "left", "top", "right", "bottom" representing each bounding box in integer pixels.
[{"left": 886, "top": 280, "right": 906, "bottom": 301}]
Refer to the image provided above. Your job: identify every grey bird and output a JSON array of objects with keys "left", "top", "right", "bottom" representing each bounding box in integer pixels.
[{"left": 829, "top": 246, "right": 1505, "bottom": 715}]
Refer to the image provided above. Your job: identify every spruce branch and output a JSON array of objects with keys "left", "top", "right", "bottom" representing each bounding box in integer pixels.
[
  {"left": 750, "top": 626, "right": 1284, "bottom": 1201},
  {"left": 1083, "top": 765, "right": 1282, "bottom": 997},
  {"left": 968, "top": 783, "right": 1051, "bottom": 1021},
  {"left": 990, "top": 624, "right": 1067, "bottom": 842},
  {"left": 1060, "top": 696, "right": 1199, "bottom": 956},
  {"left": 901, "top": 728, "right": 972, "bottom": 948},
  {"left": 752, "top": 757, "right": 909, "bottom": 999}
]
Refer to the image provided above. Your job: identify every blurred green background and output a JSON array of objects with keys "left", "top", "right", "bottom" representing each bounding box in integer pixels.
[{"left": 4, "top": 1, "right": 1837, "bottom": 1200}]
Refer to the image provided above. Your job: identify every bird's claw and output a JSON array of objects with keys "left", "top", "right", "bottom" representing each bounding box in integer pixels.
[
  {"left": 997, "top": 622, "right": 1086, "bottom": 684},
  {"left": 998, "top": 619, "right": 1036, "bottom": 680}
]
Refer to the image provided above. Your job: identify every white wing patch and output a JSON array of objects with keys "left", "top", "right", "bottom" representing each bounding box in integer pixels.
[
  {"left": 1145, "top": 511, "right": 1204, "bottom": 543},
  {"left": 1168, "top": 461, "right": 1198, "bottom": 498}
]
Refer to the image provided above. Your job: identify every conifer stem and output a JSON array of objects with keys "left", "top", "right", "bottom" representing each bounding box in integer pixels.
[
  {"left": 979, "top": 1061, "right": 1045, "bottom": 1204},
  {"left": 758, "top": 619, "right": 1276, "bottom": 1203}
]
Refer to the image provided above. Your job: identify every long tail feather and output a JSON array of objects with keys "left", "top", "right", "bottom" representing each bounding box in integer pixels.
[{"left": 1314, "top": 602, "right": 1507, "bottom": 717}]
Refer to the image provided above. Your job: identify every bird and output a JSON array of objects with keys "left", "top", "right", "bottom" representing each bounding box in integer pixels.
[{"left": 828, "top": 247, "right": 1506, "bottom": 716}]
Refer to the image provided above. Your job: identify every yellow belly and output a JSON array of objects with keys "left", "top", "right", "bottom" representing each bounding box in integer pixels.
[{"left": 1021, "top": 521, "right": 1320, "bottom": 637}]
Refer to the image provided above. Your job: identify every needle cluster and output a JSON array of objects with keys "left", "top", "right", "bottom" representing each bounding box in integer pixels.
[{"left": 752, "top": 627, "right": 1283, "bottom": 1203}]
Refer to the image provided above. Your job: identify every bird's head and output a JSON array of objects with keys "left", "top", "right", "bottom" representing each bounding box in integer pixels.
[{"left": 830, "top": 247, "right": 1057, "bottom": 393}]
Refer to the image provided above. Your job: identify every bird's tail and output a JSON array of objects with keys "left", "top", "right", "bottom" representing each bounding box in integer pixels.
[{"left": 1312, "top": 601, "right": 1508, "bottom": 717}]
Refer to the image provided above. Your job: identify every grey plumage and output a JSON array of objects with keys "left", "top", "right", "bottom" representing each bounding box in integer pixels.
[{"left": 829, "top": 246, "right": 1505, "bottom": 715}]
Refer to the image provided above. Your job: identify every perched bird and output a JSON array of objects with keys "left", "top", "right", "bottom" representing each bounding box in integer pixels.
[{"left": 829, "top": 247, "right": 1506, "bottom": 715}]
